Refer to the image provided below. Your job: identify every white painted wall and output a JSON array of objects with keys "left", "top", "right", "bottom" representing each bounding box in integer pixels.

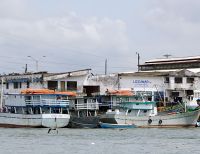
[
  {"left": 86, "top": 74, "right": 119, "bottom": 95},
  {"left": 166, "top": 77, "right": 194, "bottom": 90},
  {"left": 119, "top": 75, "right": 164, "bottom": 92}
]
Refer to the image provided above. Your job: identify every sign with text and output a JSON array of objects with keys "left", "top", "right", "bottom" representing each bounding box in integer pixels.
[{"left": 133, "top": 80, "right": 151, "bottom": 87}]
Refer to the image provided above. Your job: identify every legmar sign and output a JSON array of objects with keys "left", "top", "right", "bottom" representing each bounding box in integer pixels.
[{"left": 133, "top": 80, "right": 151, "bottom": 87}]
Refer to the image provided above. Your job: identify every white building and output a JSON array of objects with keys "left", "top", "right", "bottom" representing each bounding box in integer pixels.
[
  {"left": 0, "top": 69, "right": 92, "bottom": 94},
  {"left": 87, "top": 72, "right": 165, "bottom": 102}
]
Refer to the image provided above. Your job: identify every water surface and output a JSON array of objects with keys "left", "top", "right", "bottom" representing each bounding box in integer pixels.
[{"left": 0, "top": 127, "right": 200, "bottom": 154}]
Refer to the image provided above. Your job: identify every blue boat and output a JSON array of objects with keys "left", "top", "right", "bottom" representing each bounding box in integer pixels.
[{"left": 99, "top": 122, "right": 136, "bottom": 129}]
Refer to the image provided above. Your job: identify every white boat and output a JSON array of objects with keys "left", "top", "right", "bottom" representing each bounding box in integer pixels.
[
  {"left": 0, "top": 89, "right": 73, "bottom": 128},
  {"left": 100, "top": 92, "right": 200, "bottom": 128}
]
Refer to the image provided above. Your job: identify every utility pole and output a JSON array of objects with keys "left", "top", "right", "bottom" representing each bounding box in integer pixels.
[
  {"left": 105, "top": 59, "right": 107, "bottom": 75},
  {"left": 0, "top": 77, "right": 4, "bottom": 111},
  {"left": 25, "top": 64, "right": 28, "bottom": 73},
  {"left": 136, "top": 52, "right": 140, "bottom": 72}
]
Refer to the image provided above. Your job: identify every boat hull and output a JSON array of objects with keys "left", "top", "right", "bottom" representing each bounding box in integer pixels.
[
  {"left": 100, "top": 110, "right": 200, "bottom": 128},
  {"left": 67, "top": 116, "right": 100, "bottom": 128},
  {"left": 42, "top": 114, "right": 70, "bottom": 128},
  {"left": 0, "top": 113, "right": 70, "bottom": 128}
]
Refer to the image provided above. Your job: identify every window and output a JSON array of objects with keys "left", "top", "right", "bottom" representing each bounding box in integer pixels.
[
  {"left": 6, "top": 83, "right": 9, "bottom": 89},
  {"left": 187, "top": 77, "right": 194, "bottom": 83},
  {"left": 32, "top": 96, "right": 40, "bottom": 101},
  {"left": 116, "top": 97, "right": 120, "bottom": 102},
  {"left": 13, "top": 82, "right": 18, "bottom": 89},
  {"left": 27, "top": 82, "right": 30, "bottom": 88},
  {"left": 164, "top": 77, "right": 169, "bottom": 83},
  {"left": 13, "top": 82, "right": 22, "bottom": 89},
  {"left": 47, "top": 81, "right": 58, "bottom": 90},
  {"left": 175, "top": 77, "right": 182, "bottom": 83},
  {"left": 25, "top": 96, "right": 31, "bottom": 101},
  {"left": 67, "top": 81, "right": 77, "bottom": 91}
]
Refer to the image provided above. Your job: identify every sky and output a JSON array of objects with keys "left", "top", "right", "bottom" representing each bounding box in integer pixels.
[{"left": 0, "top": 0, "right": 200, "bottom": 74}]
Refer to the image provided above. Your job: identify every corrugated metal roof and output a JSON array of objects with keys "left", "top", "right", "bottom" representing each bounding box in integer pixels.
[{"left": 145, "top": 55, "right": 200, "bottom": 64}]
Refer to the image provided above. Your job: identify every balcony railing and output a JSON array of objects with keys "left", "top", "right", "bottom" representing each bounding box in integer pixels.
[{"left": 75, "top": 102, "right": 99, "bottom": 110}]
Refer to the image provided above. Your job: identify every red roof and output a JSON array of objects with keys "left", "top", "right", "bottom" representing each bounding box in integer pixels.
[
  {"left": 106, "top": 89, "right": 134, "bottom": 96},
  {"left": 21, "top": 89, "right": 76, "bottom": 96}
]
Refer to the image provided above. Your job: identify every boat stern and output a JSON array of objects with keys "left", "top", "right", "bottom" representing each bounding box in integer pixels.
[{"left": 42, "top": 114, "right": 70, "bottom": 128}]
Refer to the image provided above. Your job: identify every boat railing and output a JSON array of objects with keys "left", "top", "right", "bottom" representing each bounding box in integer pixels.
[
  {"left": 25, "top": 100, "right": 41, "bottom": 106},
  {"left": 75, "top": 102, "right": 99, "bottom": 110},
  {"left": 41, "top": 99, "right": 70, "bottom": 107},
  {"left": 25, "top": 99, "right": 70, "bottom": 107}
]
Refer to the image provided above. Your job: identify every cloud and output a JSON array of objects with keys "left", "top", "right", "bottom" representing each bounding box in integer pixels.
[
  {"left": 135, "top": 0, "right": 200, "bottom": 58},
  {"left": 0, "top": 0, "right": 28, "bottom": 19},
  {"left": 145, "top": 0, "right": 200, "bottom": 32},
  {"left": 0, "top": 5, "right": 131, "bottom": 73},
  {"left": 0, "top": 15, "right": 129, "bottom": 52},
  {"left": 2, "top": 0, "right": 200, "bottom": 74}
]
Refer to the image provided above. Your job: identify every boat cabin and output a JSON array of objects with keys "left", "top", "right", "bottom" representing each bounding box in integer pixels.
[
  {"left": 4, "top": 93, "right": 70, "bottom": 114},
  {"left": 187, "top": 90, "right": 200, "bottom": 109},
  {"left": 104, "top": 90, "right": 158, "bottom": 117},
  {"left": 69, "top": 96, "right": 99, "bottom": 117}
]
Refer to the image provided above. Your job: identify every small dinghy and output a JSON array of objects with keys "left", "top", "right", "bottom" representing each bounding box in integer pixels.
[{"left": 99, "top": 122, "right": 136, "bottom": 129}]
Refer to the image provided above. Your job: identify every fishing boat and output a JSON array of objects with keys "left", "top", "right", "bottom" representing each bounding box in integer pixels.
[
  {"left": 67, "top": 96, "right": 100, "bottom": 128},
  {"left": 187, "top": 90, "right": 200, "bottom": 126},
  {"left": 100, "top": 90, "right": 200, "bottom": 128},
  {"left": 0, "top": 88, "right": 75, "bottom": 128}
]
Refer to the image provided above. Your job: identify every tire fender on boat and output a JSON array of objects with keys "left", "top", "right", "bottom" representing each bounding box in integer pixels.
[
  {"left": 148, "top": 119, "right": 152, "bottom": 124},
  {"left": 158, "top": 119, "right": 162, "bottom": 125}
]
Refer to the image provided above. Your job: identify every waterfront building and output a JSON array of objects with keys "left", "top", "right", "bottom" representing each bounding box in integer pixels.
[
  {"left": 139, "top": 55, "right": 200, "bottom": 72},
  {"left": 137, "top": 55, "right": 200, "bottom": 106},
  {"left": 1, "top": 55, "right": 200, "bottom": 108},
  {"left": 0, "top": 69, "right": 92, "bottom": 94}
]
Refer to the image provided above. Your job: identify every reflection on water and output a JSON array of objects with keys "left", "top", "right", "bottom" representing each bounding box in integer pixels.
[{"left": 0, "top": 127, "right": 200, "bottom": 154}]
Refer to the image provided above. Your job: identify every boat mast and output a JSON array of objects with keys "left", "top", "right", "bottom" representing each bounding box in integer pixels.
[{"left": 0, "top": 77, "right": 4, "bottom": 111}]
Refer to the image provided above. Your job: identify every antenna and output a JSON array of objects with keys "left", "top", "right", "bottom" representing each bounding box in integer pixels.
[{"left": 163, "top": 54, "right": 172, "bottom": 58}]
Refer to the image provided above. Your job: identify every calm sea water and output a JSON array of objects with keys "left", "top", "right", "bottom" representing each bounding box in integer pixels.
[{"left": 0, "top": 127, "right": 200, "bottom": 154}]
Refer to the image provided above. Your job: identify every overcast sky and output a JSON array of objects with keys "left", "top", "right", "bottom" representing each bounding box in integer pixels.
[{"left": 0, "top": 0, "right": 200, "bottom": 74}]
